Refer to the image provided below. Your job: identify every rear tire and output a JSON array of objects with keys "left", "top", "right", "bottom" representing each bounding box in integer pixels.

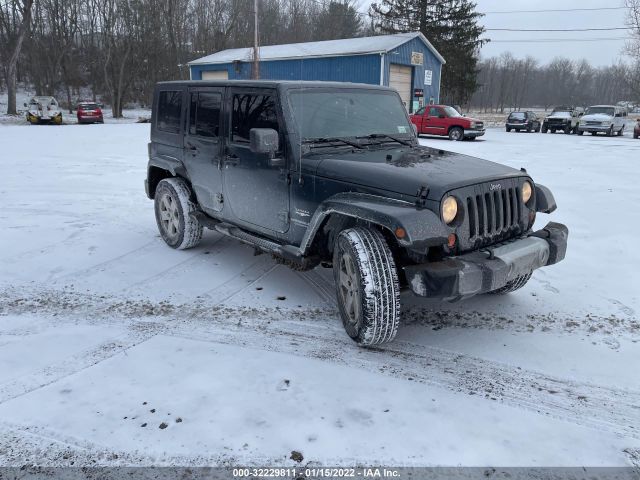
[
  {"left": 542, "top": 126, "right": 548, "bottom": 133},
  {"left": 154, "top": 177, "right": 203, "bottom": 250},
  {"left": 506, "top": 127, "right": 511, "bottom": 132},
  {"left": 333, "top": 227, "right": 400, "bottom": 346},
  {"left": 577, "top": 130, "right": 584, "bottom": 136},
  {"left": 489, "top": 273, "right": 532, "bottom": 295}
]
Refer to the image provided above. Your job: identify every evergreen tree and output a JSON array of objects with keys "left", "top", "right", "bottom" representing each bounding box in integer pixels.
[
  {"left": 314, "top": 1, "right": 363, "bottom": 41},
  {"left": 370, "top": 0, "right": 487, "bottom": 105}
]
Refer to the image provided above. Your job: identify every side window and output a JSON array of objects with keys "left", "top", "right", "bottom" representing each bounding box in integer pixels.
[
  {"left": 189, "top": 92, "right": 222, "bottom": 138},
  {"left": 428, "top": 107, "right": 440, "bottom": 117},
  {"left": 231, "top": 93, "right": 279, "bottom": 144},
  {"left": 415, "top": 106, "right": 426, "bottom": 116},
  {"left": 157, "top": 90, "right": 182, "bottom": 134}
]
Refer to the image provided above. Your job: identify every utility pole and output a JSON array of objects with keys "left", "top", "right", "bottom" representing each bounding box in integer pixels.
[{"left": 252, "top": 0, "right": 260, "bottom": 79}]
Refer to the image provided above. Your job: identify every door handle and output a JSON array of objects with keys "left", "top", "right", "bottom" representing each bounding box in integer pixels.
[{"left": 186, "top": 142, "right": 198, "bottom": 152}]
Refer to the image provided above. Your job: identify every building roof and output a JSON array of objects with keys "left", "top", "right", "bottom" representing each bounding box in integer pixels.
[{"left": 188, "top": 32, "right": 445, "bottom": 66}]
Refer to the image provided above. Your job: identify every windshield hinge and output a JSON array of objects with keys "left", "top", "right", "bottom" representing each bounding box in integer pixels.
[
  {"left": 416, "top": 186, "right": 429, "bottom": 209},
  {"left": 278, "top": 210, "right": 290, "bottom": 224}
]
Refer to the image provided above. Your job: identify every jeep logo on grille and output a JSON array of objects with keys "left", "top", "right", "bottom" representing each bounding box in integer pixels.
[{"left": 490, "top": 183, "right": 502, "bottom": 191}]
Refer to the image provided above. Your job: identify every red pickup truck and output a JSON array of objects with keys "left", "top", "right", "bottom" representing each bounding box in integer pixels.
[{"left": 410, "top": 105, "right": 485, "bottom": 141}]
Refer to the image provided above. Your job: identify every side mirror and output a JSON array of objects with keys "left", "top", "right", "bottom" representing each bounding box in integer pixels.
[
  {"left": 23, "top": 103, "right": 27, "bottom": 107},
  {"left": 438, "top": 114, "right": 446, "bottom": 119},
  {"left": 412, "top": 124, "right": 418, "bottom": 135},
  {"left": 249, "top": 128, "right": 279, "bottom": 157}
]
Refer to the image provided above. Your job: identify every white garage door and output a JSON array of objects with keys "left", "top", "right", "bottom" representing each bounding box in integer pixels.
[
  {"left": 201, "top": 70, "right": 229, "bottom": 80},
  {"left": 389, "top": 64, "right": 412, "bottom": 110}
]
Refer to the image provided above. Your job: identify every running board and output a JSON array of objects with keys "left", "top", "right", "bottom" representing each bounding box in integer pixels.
[{"left": 190, "top": 211, "right": 319, "bottom": 270}]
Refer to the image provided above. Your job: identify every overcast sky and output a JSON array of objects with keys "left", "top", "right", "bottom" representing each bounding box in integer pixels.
[{"left": 359, "top": 0, "right": 631, "bottom": 66}]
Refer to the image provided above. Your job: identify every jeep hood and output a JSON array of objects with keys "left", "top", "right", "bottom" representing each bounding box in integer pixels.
[
  {"left": 314, "top": 148, "right": 525, "bottom": 200},
  {"left": 581, "top": 113, "right": 613, "bottom": 122},
  {"left": 547, "top": 113, "right": 571, "bottom": 119}
]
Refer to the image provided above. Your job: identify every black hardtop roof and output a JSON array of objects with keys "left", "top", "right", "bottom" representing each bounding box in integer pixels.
[{"left": 156, "top": 80, "right": 395, "bottom": 92}]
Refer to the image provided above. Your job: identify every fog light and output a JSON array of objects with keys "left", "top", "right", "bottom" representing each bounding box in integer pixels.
[{"left": 395, "top": 227, "right": 406, "bottom": 239}]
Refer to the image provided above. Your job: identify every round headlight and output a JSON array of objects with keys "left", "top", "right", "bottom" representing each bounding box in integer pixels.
[
  {"left": 442, "top": 196, "right": 458, "bottom": 224},
  {"left": 522, "top": 181, "right": 533, "bottom": 204}
]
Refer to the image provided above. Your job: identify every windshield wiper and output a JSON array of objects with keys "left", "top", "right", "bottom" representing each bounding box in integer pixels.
[
  {"left": 303, "top": 137, "right": 364, "bottom": 149},
  {"left": 356, "top": 133, "right": 413, "bottom": 146}
]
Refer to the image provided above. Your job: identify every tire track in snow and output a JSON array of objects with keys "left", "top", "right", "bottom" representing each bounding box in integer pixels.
[
  {"left": 167, "top": 320, "right": 640, "bottom": 440},
  {"left": 1, "top": 288, "right": 638, "bottom": 439},
  {"left": 0, "top": 323, "right": 162, "bottom": 405},
  {"left": 298, "top": 268, "right": 337, "bottom": 307}
]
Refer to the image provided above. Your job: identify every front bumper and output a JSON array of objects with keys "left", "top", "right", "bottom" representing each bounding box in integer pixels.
[
  {"left": 464, "top": 129, "right": 485, "bottom": 137},
  {"left": 404, "top": 222, "right": 568, "bottom": 301},
  {"left": 578, "top": 125, "right": 611, "bottom": 133}
]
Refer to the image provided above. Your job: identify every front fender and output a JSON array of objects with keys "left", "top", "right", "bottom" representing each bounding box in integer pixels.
[
  {"left": 299, "top": 192, "right": 450, "bottom": 254},
  {"left": 535, "top": 184, "right": 557, "bottom": 214}
]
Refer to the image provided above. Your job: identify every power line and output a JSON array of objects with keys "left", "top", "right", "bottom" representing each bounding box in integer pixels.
[
  {"left": 481, "top": 6, "right": 629, "bottom": 15},
  {"left": 490, "top": 37, "right": 631, "bottom": 43},
  {"left": 486, "top": 27, "right": 631, "bottom": 32}
]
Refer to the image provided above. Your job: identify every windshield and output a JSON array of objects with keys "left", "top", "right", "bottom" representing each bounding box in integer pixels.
[
  {"left": 509, "top": 112, "right": 526, "bottom": 120},
  {"left": 288, "top": 89, "right": 413, "bottom": 140},
  {"left": 551, "top": 111, "right": 571, "bottom": 117},
  {"left": 443, "top": 106, "right": 462, "bottom": 118},
  {"left": 585, "top": 106, "right": 615, "bottom": 116}
]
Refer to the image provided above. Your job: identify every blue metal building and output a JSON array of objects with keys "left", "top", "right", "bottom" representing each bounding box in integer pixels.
[{"left": 188, "top": 32, "right": 445, "bottom": 113}]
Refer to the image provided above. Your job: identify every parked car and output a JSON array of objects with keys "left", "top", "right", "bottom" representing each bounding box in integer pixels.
[
  {"left": 577, "top": 105, "right": 626, "bottom": 136},
  {"left": 505, "top": 111, "right": 541, "bottom": 133},
  {"left": 77, "top": 102, "right": 104, "bottom": 124},
  {"left": 145, "top": 80, "right": 568, "bottom": 346},
  {"left": 24, "top": 96, "right": 62, "bottom": 125},
  {"left": 541, "top": 106, "right": 584, "bottom": 134},
  {"left": 409, "top": 105, "right": 485, "bottom": 141},
  {"left": 634, "top": 119, "right": 640, "bottom": 139}
]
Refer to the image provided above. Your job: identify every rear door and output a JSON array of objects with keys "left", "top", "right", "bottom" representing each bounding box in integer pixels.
[
  {"left": 184, "top": 87, "right": 225, "bottom": 214},
  {"left": 222, "top": 88, "right": 289, "bottom": 234}
]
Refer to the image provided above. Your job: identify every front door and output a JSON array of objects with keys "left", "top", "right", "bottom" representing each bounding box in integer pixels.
[
  {"left": 184, "top": 87, "right": 224, "bottom": 214},
  {"left": 222, "top": 89, "right": 289, "bottom": 233},
  {"left": 424, "top": 106, "right": 447, "bottom": 135}
]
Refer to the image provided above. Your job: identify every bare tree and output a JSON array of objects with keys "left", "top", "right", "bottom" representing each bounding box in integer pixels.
[{"left": 0, "top": 0, "right": 34, "bottom": 115}]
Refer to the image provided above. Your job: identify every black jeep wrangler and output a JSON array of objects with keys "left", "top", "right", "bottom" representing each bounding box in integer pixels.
[{"left": 145, "top": 81, "right": 568, "bottom": 346}]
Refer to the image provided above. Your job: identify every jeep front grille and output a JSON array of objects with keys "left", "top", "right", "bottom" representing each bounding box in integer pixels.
[{"left": 465, "top": 186, "right": 523, "bottom": 248}]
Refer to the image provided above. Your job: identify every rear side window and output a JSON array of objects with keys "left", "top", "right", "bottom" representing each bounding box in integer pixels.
[
  {"left": 157, "top": 90, "right": 182, "bottom": 133},
  {"left": 231, "top": 94, "right": 279, "bottom": 144},
  {"left": 428, "top": 107, "right": 440, "bottom": 116},
  {"left": 189, "top": 92, "right": 222, "bottom": 138}
]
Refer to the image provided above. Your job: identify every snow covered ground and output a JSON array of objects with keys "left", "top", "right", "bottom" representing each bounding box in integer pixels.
[{"left": 0, "top": 124, "right": 639, "bottom": 468}]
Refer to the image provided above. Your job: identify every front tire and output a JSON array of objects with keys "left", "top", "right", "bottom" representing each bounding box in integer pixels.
[
  {"left": 154, "top": 177, "right": 203, "bottom": 250},
  {"left": 448, "top": 126, "right": 464, "bottom": 141},
  {"left": 617, "top": 126, "right": 624, "bottom": 136},
  {"left": 489, "top": 273, "right": 532, "bottom": 295},
  {"left": 333, "top": 227, "right": 400, "bottom": 346}
]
